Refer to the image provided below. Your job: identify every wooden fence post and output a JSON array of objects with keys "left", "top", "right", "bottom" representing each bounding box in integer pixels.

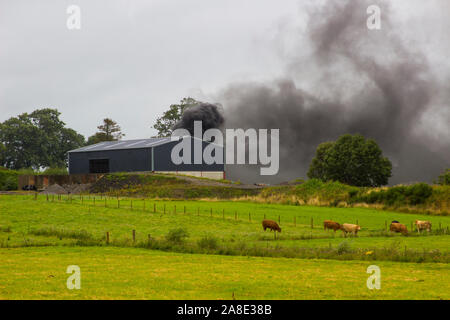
[
  {"left": 223, "top": 209, "right": 225, "bottom": 220},
  {"left": 184, "top": 206, "right": 186, "bottom": 214},
  {"left": 235, "top": 211, "right": 237, "bottom": 220},
  {"left": 311, "top": 217, "right": 313, "bottom": 229},
  {"left": 385, "top": 220, "right": 387, "bottom": 231},
  {"left": 164, "top": 204, "right": 166, "bottom": 214},
  {"left": 105, "top": 198, "right": 107, "bottom": 208},
  {"left": 118, "top": 199, "right": 120, "bottom": 208},
  {"left": 34, "top": 193, "right": 37, "bottom": 200},
  {"left": 174, "top": 205, "right": 176, "bottom": 214},
  {"left": 154, "top": 203, "right": 156, "bottom": 213},
  {"left": 131, "top": 200, "right": 133, "bottom": 210},
  {"left": 210, "top": 208, "right": 212, "bottom": 217},
  {"left": 132, "top": 230, "right": 136, "bottom": 243},
  {"left": 106, "top": 232, "right": 110, "bottom": 244},
  {"left": 143, "top": 199, "right": 146, "bottom": 211},
  {"left": 294, "top": 216, "right": 296, "bottom": 226},
  {"left": 278, "top": 215, "right": 281, "bottom": 224},
  {"left": 249, "top": 213, "right": 251, "bottom": 222}
]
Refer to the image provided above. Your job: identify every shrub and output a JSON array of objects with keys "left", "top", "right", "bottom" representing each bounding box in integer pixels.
[
  {"left": 0, "top": 168, "right": 18, "bottom": 191},
  {"left": 197, "top": 235, "right": 219, "bottom": 250},
  {"left": 165, "top": 228, "right": 189, "bottom": 243}
]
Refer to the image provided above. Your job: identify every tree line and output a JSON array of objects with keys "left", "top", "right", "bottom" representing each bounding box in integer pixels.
[
  {"left": 0, "top": 108, "right": 124, "bottom": 170},
  {"left": 1, "top": 103, "right": 448, "bottom": 187}
]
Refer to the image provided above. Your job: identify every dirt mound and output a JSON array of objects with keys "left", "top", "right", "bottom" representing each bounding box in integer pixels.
[
  {"left": 62, "top": 183, "right": 92, "bottom": 194},
  {"left": 41, "top": 184, "right": 68, "bottom": 195}
]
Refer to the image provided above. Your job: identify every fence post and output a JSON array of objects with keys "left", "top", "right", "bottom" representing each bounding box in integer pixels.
[
  {"left": 294, "top": 216, "right": 296, "bottom": 226},
  {"left": 148, "top": 234, "right": 151, "bottom": 242},
  {"left": 131, "top": 200, "right": 133, "bottom": 210},
  {"left": 143, "top": 199, "right": 145, "bottom": 211},
  {"left": 223, "top": 209, "right": 225, "bottom": 220},
  {"left": 278, "top": 215, "right": 280, "bottom": 224},
  {"left": 174, "top": 205, "right": 176, "bottom": 214},
  {"left": 198, "top": 208, "right": 199, "bottom": 216},
  {"left": 210, "top": 208, "right": 212, "bottom": 217},
  {"left": 105, "top": 198, "right": 107, "bottom": 208},
  {"left": 385, "top": 220, "right": 387, "bottom": 231},
  {"left": 411, "top": 221, "right": 413, "bottom": 232},
  {"left": 264, "top": 213, "right": 266, "bottom": 219},
  {"left": 164, "top": 204, "right": 166, "bottom": 214},
  {"left": 249, "top": 213, "right": 251, "bottom": 222},
  {"left": 46, "top": 194, "right": 49, "bottom": 201},
  {"left": 311, "top": 217, "right": 313, "bottom": 229},
  {"left": 184, "top": 206, "right": 186, "bottom": 214},
  {"left": 235, "top": 211, "right": 237, "bottom": 220},
  {"left": 34, "top": 193, "right": 37, "bottom": 200},
  {"left": 93, "top": 197, "right": 95, "bottom": 206},
  {"left": 154, "top": 203, "right": 156, "bottom": 213},
  {"left": 132, "top": 230, "right": 136, "bottom": 243},
  {"left": 118, "top": 199, "right": 120, "bottom": 208},
  {"left": 106, "top": 232, "right": 110, "bottom": 244}
]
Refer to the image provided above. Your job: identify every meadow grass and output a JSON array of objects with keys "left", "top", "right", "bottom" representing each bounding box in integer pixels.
[
  {"left": 0, "top": 246, "right": 448, "bottom": 300},
  {"left": 0, "top": 195, "right": 449, "bottom": 256}
]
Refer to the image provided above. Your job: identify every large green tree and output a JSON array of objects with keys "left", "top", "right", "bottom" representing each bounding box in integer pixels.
[
  {"left": 153, "top": 97, "right": 199, "bottom": 137},
  {"left": 307, "top": 134, "right": 392, "bottom": 187},
  {"left": 86, "top": 118, "right": 125, "bottom": 145},
  {"left": 0, "top": 108, "right": 85, "bottom": 169}
]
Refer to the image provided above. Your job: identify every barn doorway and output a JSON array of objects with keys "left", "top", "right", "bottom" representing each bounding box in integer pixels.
[{"left": 89, "top": 159, "right": 110, "bottom": 173}]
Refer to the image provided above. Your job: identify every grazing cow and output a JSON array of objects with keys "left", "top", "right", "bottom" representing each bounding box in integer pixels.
[
  {"left": 340, "top": 223, "right": 361, "bottom": 236},
  {"left": 390, "top": 222, "right": 408, "bottom": 235},
  {"left": 324, "top": 220, "right": 341, "bottom": 232},
  {"left": 415, "top": 220, "right": 432, "bottom": 233},
  {"left": 262, "top": 219, "right": 281, "bottom": 233}
]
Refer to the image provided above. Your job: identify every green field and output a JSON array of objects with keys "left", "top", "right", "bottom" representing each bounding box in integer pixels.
[
  {"left": 0, "top": 247, "right": 448, "bottom": 299},
  {"left": 0, "top": 194, "right": 449, "bottom": 299}
]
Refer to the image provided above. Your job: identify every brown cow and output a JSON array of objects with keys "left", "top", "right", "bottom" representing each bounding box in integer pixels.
[
  {"left": 340, "top": 223, "right": 361, "bottom": 237},
  {"left": 390, "top": 222, "right": 408, "bottom": 235},
  {"left": 415, "top": 220, "right": 432, "bottom": 233},
  {"left": 262, "top": 219, "right": 281, "bottom": 232},
  {"left": 324, "top": 220, "right": 341, "bottom": 232}
]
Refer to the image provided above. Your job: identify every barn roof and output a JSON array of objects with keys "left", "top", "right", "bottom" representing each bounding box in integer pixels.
[
  {"left": 68, "top": 137, "right": 172, "bottom": 153},
  {"left": 68, "top": 136, "right": 223, "bottom": 153}
]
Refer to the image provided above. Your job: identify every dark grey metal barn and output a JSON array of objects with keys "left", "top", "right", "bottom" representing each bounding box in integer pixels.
[{"left": 68, "top": 137, "right": 225, "bottom": 179}]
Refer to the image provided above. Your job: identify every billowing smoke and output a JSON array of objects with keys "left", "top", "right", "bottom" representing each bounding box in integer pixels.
[
  {"left": 219, "top": 0, "right": 450, "bottom": 184},
  {"left": 173, "top": 102, "right": 224, "bottom": 135}
]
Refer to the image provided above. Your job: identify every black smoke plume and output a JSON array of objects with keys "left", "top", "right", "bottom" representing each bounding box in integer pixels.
[
  {"left": 220, "top": 0, "right": 450, "bottom": 184},
  {"left": 173, "top": 102, "right": 224, "bottom": 135}
]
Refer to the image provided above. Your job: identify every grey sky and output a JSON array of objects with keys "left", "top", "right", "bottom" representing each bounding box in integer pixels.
[{"left": 0, "top": 0, "right": 448, "bottom": 142}]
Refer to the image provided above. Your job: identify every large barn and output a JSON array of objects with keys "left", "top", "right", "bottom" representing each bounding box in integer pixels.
[{"left": 68, "top": 137, "right": 225, "bottom": 180}]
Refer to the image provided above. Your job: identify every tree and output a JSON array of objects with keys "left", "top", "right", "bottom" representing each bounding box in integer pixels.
[
  {"left": 435, "top": 168, "right": 450, "bottom": 185},
  {"left": 153, "top": 97, "right": 199, "bottom": 137},
  {"left": 87, "top": 118, "right": 125, "bottom": 145},
  {"left": 307, "top": 134, "right": 392, "bottom": 187},
  {"left": 0, "top": 108, "right": 85, "bottom": 169}
]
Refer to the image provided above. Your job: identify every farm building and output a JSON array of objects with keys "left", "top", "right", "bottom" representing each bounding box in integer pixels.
[{"left": 68, "top": 137, "right": 225, "bottom": 179}]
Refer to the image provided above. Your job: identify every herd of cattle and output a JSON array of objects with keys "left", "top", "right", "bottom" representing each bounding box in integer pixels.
[{"left": 262, "top": 219, "right": 433, "bottom": 237}]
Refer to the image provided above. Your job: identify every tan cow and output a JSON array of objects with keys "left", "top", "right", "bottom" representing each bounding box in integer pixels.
[
  {"left": 324, "top": 220, "right": 341, "bottom": 232},
  {"left": 390, "top": 222, "right": 408, "bottom": 235},
  {"left": 415, "top": 220, "right": 432, "bottom": 233},
  {"left": 340, "top": 223, "right": 361, "bottom": 237}
]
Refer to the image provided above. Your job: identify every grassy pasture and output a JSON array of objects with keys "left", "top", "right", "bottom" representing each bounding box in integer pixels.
[
  {"left": 1, "top": 195, "right": 449, "bottom": 252},
  {"left": 0, "top": 246, "right": 448, "bottom": 300}
]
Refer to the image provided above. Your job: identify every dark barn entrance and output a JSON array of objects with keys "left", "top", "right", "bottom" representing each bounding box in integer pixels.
[{"left": 89, "top": 159, "right": 110, "bottom": 173}]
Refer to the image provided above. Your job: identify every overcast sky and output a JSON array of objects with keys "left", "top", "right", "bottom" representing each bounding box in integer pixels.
[{"left": 1, "top": 0, "right": 449, "bottom": 140}]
